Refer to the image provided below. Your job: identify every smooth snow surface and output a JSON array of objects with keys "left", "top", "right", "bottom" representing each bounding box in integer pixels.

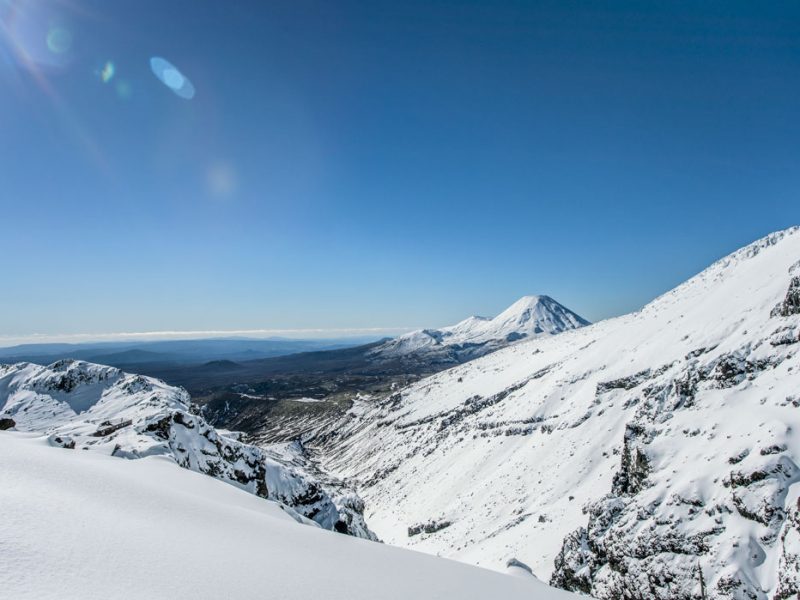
[
  {"left": 320, "top": 227, "right": 800, "bottom": 599},
  {"left": 0, "top": 433, "right": 579, "bottom": 600}
]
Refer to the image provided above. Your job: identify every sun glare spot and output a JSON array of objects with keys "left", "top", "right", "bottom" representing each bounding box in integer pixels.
[
  {"left": 207, "top": 162, "right": 238, "bottom": 198},
  {"left": 1, "top": 2, "right": 73, "bottom": 72}
]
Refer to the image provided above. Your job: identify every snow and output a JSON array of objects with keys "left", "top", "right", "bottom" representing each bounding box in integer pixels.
[
  {"left": 481, "top": 295, "right": 590, "bottom": 342},
  {"left": 371, "top": 295, "right": 589, "bottom": 359},
  {"left": 0, "top": 359, "right": 373, "bottom": 537},
  {"left": 4, "top": 226, "right": 798, "bottom": 599},
  {"left": 317, "top": 227, "right": 800, "bottom": 599},
  {"left": 0, "top": 431, "right": 579, "bottom": 600}
]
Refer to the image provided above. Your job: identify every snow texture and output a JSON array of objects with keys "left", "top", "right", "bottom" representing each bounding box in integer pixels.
[
  {"left": 317, "top": 227, "right": 800, "bottom": 599},
  {"left": 0, "top": 359, "right": 373, "bottom": 538},
  {"left": 0, "top": 432, "right": 580, "bottom": 600}
]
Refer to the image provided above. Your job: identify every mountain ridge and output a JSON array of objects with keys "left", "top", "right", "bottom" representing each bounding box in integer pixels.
[{"left": 309, "top": 226, "right": 800, "bottom": 600}]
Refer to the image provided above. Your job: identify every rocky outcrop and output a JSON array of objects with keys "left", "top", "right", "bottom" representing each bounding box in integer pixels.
[
  {"left": 550, "top": 334, "right": 800, "bottom": 600},
  {"left": 408, "top": 519, "right": 452, "bottom": 537},
  {"left": 771, "top": 276, "right": 800, "bottom": 317},
  {"left": 774, "top": 501, "right": 800, "bottom": 599},
  {"left": 0, "top": 360, "right": 375, "bottom": 539}
]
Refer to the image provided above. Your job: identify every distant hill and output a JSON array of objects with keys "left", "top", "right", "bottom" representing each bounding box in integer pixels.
[{"left": 0, "top": 337, "right": 376, "bottom": 369}]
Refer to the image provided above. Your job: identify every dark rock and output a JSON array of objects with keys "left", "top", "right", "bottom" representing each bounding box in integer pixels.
[
  {"left": 771, "top": 276, "right": 800, "bottom": 317},
  {"left": 728, "top": 449, "right": 750, "bottom": 464},
  {"left": 407, "top": 519, "right": 452, "bottom": 537},
  {"left": 0, "top": 417, "right": 15, "bottom": 430},
  {"left": 612, "top": 423, "right": 651, "bottom": 496},
  {"left": 550, "top": 527, "right": 594, "bottom": 594},
  {"left": 760, "top": 443, "right": 787, "bottom": 456},
  {"left": 52, "top": 436, "right": 76, "bottom": 449},
  {"left": 596, "top": 369, "right": 651, "bottom": 394},
  {"left": 774, "top": 501, "right": 800, "bottom": 599},
  {"left": 334, "top": 520, "right": 349, "bottom": 534},
  {"left": 92, "top": 419, "right": 132, "bottom": 437}
]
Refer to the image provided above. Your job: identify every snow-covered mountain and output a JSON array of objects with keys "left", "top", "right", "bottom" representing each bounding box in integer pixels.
[
  {"left": 314, "top": 227, "right": 800, "bottom": 600},
  {"left": 0, "top": 431, "right": 581, "bottom": 600},
  {"left": 0, "top": 359, "right": 372, "bottom": 538},
  {"left": 370, "top": 295, "right": 589, "bottom": 363}
]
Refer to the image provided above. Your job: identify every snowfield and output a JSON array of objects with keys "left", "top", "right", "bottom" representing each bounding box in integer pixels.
[
  {"left": 0, "top": 432, "right": 580, "bottom": 600},
  {"left": 0, "top": 359, "right": 373, "bottom": 537},
  {"left": 316, "top": 227, "right": 800, "bottom": 599}
]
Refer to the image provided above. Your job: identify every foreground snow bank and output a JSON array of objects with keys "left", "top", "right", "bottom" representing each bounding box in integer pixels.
[
  {"left": 0, "top": 359, "right": 372, "bottom": 537},
  {"left": 0, "top": 432, "right": 579, "bottom": 600}
]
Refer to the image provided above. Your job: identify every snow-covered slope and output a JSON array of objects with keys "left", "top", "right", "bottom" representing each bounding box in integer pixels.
[
  {"left": 318, "top": 227, "right": 800, "bottom": 600},
  {"left": 0, "top": 432, "right": 580, "bottom": 600},
  {"left": 0, "top": 359, "right": 372, "bottom": 537},
  {"left": 371, "top": 295, "right": 589, "bottom": 362}
]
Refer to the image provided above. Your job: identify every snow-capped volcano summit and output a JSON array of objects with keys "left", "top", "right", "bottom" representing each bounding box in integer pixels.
[
  {"left": 483, "top": 295, "right": 590, "bottom": 341},
  {"left": 370, "top": 295, "right": 588, "bottom": 363}
]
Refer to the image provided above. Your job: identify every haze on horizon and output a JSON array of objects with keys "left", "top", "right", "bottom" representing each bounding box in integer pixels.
[
  {"left": 1, "top": 0, "right": 798, "bottom": 342},
  {"left": 0, "top": 326, "right": 415, "bottom": 348}
]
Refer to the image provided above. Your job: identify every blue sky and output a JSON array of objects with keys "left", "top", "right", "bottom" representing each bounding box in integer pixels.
[{"left": 1, "top": 0, "right": 798, "bottom": 343}]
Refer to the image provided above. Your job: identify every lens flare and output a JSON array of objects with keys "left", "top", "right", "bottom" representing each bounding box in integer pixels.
[
  {"left": 0, "top": 1, "right": 106, "bottom": 171},
  {"left": 46, "top": 26, "right": 72, "bottom": 54},
  {"left": 115, "top": 79, "right": 132, "bottom": 99},
  {"left": 98, "top": 61, "right": 114, "bottom": 83},
  {"left": 1, "top": 2, "right": 74, "bottom": 71},
  {"left": 149, "top": 56, "right": 195, "bottom": 100},
  {"left": 207, "top": 162, "right": 238, "bottom": 198}
]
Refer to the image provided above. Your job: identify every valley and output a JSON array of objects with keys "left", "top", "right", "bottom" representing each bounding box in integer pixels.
[
  {"left": 2, "top": 228, "right": 799, "bottom": 600},
  {"left": 4, "top": 3, "right": 794, "bottom": 598},
  {"left": 195, "top": 228, "right": 800, "bottom": 599}
]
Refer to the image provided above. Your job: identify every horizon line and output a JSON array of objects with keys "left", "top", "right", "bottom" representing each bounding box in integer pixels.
[{"left": 0, "top": 326, "right": 420, "bottom": 348}]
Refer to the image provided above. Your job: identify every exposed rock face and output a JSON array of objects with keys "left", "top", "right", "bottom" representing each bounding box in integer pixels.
[
  {"left": 0, "top": 417, "right": 14, "bottom": 430},
  {"left": 774, "top": 501, "right": 800, "bottom": 600},
  {"left": 0, "top": 360, "right": 374, "bottom": 539},
  {"left": 550, "top": 340, "right": 800, "bottom": 600},
  {"left": 772, "top": 276, "right": 800, "bottom": 317}
]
